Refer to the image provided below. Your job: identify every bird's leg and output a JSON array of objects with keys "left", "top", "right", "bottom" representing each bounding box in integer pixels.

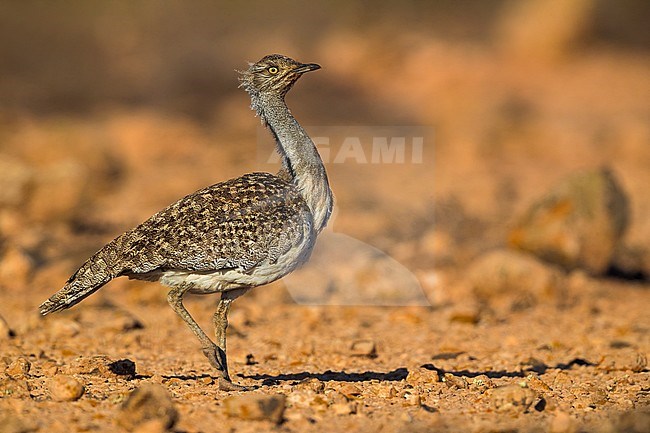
[
  {"left": 166, "top": 285, "right": 225, "bottom": 374},
  {"left": 213, "top": 288, "right": 250, "bottom": 391}
]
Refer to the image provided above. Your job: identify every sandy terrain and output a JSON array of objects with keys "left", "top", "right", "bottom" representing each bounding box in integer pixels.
[{"left": 1, "top": 3, "right": 649, "bottom": 432}]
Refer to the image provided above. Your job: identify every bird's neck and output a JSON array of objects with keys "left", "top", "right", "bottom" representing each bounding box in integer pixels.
[{"left": 255, "top": 92, "right": 333, "bottom": 233}]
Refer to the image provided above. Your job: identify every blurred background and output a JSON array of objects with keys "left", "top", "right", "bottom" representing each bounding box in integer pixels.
[
  {"left": 0, "top": 2, "right": 649, "bottom": 430},
  {"left": 0, "top": 0, "right": 649, "bottom": 296}
]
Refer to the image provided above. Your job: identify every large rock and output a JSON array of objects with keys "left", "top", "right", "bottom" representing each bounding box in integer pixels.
[
  {"left": 67, "top": 355, "right": 136, "bottom": 380},
  {"left": 118, "top": 384, "right": 178, "bottom": 432},
  {"left": 467, "top": 249, "right": 564, "bottom": 309},
  {"left": 509, "top": 168, "right": 629, "bottom": 275}
]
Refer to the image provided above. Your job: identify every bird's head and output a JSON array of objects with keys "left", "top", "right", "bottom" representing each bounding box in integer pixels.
[{"left": 239, "top": 54, "right": 320, "bottom": 98}]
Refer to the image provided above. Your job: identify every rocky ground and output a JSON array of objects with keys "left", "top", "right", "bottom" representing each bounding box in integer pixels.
[{"left": 1, "top": 12, "right": 649, "bottom": 433}]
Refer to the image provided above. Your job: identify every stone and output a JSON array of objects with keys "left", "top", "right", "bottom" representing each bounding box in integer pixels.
[
  {"left": 443, "top": 373, "right": 468, "bottom": 389},
  {"left": 67, "top": 355, "right": 136, "bottom": 379},
  {"left": 349, "top": 340, "right": 377, "bottom": 358},
  {"left": 331, "top": 402, "right": 357, "bottom": 415},
  {"left": 378, "top": 386, "right": 397, "bottom": 399},
  {"left": 526, "top": 374, "right": 552, "bottom": 393},
  {"left": 5, "top": 358, "right": 31, "bottom": 379},
  {"left": 48, "top": 375, "right": 85, "bottom": 401},
  {"left": 401, "top": 390, "right": 422, "bottom": 406},
  {"left": 469, "top": 375, "right": 495, "bottom": 393},
  {"left": 300, "top": 377, "right": 325, "bottom": 393},
  {"left": 509, "top": 168, "right": 629, "bottom": 275},
  {"left": 406, "top": 368, "right": 439, "bottom": 386},
  {"left": 118, "top": 384, "right": 178, "bottom": 432},
  {"left": 223, "top": 393, "right": 286, "bottom": 424},
  {"left": 0, "top": 378, "right": 30, "bottom": 399},
  {"left": 467, "top": 249, "right": 563, "bottom": 308},
  {"left": 598, "top": 351, "right": 647, "bottom": 372},
  {"left": 487, "top": 383, "right": 537, "bottom": 413},
  {"left": 339, "top": 384, "right": 362, "bottom": 400}
]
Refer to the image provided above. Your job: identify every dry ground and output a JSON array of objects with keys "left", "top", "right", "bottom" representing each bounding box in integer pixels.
[{"left": 1, "top": 28, "right": 649, "bottom": 433}]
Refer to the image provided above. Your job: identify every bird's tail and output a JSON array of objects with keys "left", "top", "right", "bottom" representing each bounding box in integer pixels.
[{"left": 39, "top": 240, "right": 123, "bottom": 316}]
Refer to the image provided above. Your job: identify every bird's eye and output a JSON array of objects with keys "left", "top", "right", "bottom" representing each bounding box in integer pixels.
[{"left": 268, "top": 66, "right": 279, "bottom": 74}]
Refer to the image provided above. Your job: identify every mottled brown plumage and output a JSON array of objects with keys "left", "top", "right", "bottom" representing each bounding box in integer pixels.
[{"left": 40, "top": 54, "right": 333, "bottom": 391}]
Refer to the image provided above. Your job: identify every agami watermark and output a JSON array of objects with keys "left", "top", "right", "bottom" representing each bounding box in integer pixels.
[{"left": 260, "top": 126, "right": 432, "bottom": 165}]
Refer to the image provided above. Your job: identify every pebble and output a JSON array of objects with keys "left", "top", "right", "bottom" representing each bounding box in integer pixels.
[
  {"left": 401, "top": 390, "right": 421, "bottom": 406},
  {"left": 223, "top": 393, "right": 286, "bottom": 424},
  {"left": 509, "top": 167, "right": 628, "bottom": 274},
  {"left": 468, "top": 375, "right": 495, "bottom": 393},
  {"left": 377, "top": 386, "right": 397, "bottom": 399},
  {"left": 487, "top": 383, "right": 537, "bottom": 413},
  {"left": 331, "top": 402, "right": 357, "bottom": 415},
  {"left": 309, "top": 395, "right": 329, "bottom": 412},
  {"left": 0, "top": 378, "right": 30, "bottom": 399},
  {"left": 349, "top": 340, "right": 377, "bottom": 357},
  {"left": 67, "top": 355, "right": 136, "bottom": 379},
  {"left": 5, "top": 358, "right": 31, "bottom": 379},
  {"left": 584, "top": 385, "right": 608, "bottom": 406},
  {"left": 198, "top": 376, "right": 214, "bottom": 385},
  {"left": 300, "top": 377, "right": 324, "bottom": 393},
  {"left": 48, "top": 375, "right": 85, "bottom": 401},
  {"left": 339, "top": 384, "right": 362, "bottom": 400},
  {"left": 118, "top": 384, "right": 178, "bottom": 432},
  {"left": 526, "top": 374, "right": 552, "bottom": 393},
  {"left": 443, "top": 373, "right": 468, "bottom": 389},
  {"left": 326, "top": 390, "right": 348, "bottom": 405}
]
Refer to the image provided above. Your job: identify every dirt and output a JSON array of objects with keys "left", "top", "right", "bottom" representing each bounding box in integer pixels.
[{"left": 1, "top": 11, "right": 649, "bottom": 433}]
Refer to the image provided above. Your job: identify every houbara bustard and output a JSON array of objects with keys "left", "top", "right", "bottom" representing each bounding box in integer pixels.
[{"left": 40, "top": 54, "right": 333, "bottom": 391}]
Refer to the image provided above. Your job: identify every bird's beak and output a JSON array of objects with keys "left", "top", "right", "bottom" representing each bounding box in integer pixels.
[{"left": 294, "top": 63, "right": 321, "bottom": 74}]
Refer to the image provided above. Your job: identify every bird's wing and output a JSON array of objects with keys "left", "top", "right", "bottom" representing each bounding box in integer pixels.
[{"left": 114, "top": 172, "right": 311, "bottom": 275}]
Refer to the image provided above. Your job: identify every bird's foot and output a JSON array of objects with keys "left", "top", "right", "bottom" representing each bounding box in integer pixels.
[
  {"left": 218, "top": 377, "right": 256, "bottom": 392},
  {"left": 202, "top": 345, "right": 254, "bottom": 390},
  {"left": 203, "top": 346, "right": 226, "bottom": 371}
]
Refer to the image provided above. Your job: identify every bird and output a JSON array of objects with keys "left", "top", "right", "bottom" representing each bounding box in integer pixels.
[{"left": 39, "top": 54, "right": 333, "bottom": 391}]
